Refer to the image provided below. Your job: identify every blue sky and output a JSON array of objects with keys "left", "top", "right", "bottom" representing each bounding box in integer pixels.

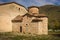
[{"left": 0, "top": 0, "right": 60, "bottom": 7}]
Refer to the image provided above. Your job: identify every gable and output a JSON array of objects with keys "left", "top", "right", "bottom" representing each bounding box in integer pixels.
[
  {"left": 0, "top": 2, "right": 28, "bottom": 20},
  {"left": 12, "top": 2, "right": 28, "bottom": 16}
]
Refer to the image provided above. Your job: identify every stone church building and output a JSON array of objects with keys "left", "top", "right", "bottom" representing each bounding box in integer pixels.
[{"left": 0, "top": 2, "right": 48, "bottom": 35}]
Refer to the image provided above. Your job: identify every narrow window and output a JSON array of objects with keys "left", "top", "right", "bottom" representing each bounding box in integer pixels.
[
  {"left": 19, "top": 8, "right": 20, "bottom": 10},
  {"left": 26, "top": 24, "right": 28, "bottom": 25}
]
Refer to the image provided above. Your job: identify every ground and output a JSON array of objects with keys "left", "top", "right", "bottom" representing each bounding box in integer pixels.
[{"left": 0, "top": 31, "right": 60, "bottom": 40}]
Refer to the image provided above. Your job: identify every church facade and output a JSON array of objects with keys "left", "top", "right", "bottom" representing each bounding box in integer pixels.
[{"left": 0, "top": 2, "right": 48, "bottom": 35}]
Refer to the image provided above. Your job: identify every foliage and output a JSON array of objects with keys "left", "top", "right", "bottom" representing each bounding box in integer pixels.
[{"left": 39, "top": 5, "right": 60, "bottom": 30}]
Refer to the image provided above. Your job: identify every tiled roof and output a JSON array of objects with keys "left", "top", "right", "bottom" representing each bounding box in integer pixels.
[
  {"left": 12, "top": 15, "right": 23, "bottom": 22},
  {"left": 29, "top": 13, "right": 47, "bottom": 17},
  {"left": 13, "top": 15, "right": 23, "bottom": 20},
  {"left": 28, "top": 6, "right": 39, "bottom": 9}
]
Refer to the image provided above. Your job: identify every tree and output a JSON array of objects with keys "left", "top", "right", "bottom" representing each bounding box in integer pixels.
[
  {"left": 54, "top": 20, "right": 60, "bottom": 30},
  {"left": 52, "top": 19, "right": 60, "bottom": 30}
]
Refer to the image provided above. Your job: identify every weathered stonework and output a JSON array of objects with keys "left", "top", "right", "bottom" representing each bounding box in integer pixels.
[
  {"left": 0, "top": 2, "right": 48, "bottom": 35},
  {"left": 0, "top": 2, "right": 27, "bottom": 32}
]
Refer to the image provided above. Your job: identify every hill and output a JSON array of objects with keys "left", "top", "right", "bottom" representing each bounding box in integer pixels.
[{"left": 39, "top": 5, "right": 60, "bottom": 29}]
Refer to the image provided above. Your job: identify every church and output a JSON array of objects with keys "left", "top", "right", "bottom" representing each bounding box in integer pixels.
[{"left": 0, "top": 2, "right": 48, "bottom": 35}]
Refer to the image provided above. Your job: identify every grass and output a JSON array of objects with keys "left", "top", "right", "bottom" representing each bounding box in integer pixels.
[
  {"left": 0, "top": 32, "right": 60, "bottom": 40},
  {"left": 49, "top": 30, "right": 60, "bottom": 34}
]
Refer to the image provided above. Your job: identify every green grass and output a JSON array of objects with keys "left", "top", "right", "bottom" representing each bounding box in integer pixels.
[
  {"left": 0, "top": 32, "right": 60, "bottom": 40},
  {"left": 49, "top": 31, "right": 60, "bottom": 34}
]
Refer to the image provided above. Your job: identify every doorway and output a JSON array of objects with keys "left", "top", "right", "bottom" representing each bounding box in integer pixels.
[{"left": 20, "top": 26, "right": 22, "bottom": 32}]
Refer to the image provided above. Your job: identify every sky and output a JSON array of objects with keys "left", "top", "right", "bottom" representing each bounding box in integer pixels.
[{"left": 0, "top": 0, "right": 60, "bottom": 7}]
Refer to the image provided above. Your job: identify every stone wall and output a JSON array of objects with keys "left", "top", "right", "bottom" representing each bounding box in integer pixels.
[
  {"left": 29, "top": 7, "right": 39, "bottom": 14},
  {"left": 30, "top": 22, "right": 38, "bottom": 34},
  {"left": 38, "top": 17, "right": 48, "bottom": 35},
  {"left": 12, "top": 22, "right": 22, "bottom": 33},
  {"left": 0, "top": 3, "right": 27, "bottom": 32}
]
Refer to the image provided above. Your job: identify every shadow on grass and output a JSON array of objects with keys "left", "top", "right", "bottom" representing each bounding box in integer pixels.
[{"left": 51, "top": 34, "right": 60, "bottom": 37}]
